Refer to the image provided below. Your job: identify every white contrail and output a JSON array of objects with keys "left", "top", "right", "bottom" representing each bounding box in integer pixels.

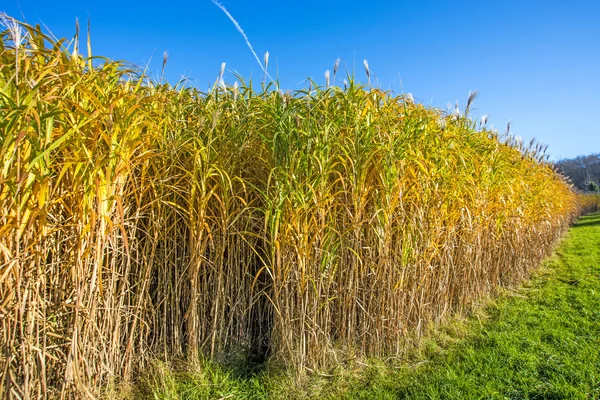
[{"left": 210, "top": 0, "right": 276, "bottom": 87}]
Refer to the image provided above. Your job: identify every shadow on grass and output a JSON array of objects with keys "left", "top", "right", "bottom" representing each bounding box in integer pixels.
[{"left": 573, "top": 212, "right": 600, "bottom": 228}]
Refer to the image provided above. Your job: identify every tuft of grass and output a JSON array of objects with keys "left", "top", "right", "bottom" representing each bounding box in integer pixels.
[
  {"left": 128, "top": 359, "right": 269, "bottom": 400},
  {"left": 2, "top": 14, "right": 598, "bottom": 398}
]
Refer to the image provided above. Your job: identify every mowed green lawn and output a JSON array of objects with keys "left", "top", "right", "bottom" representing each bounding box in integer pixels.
[{"left": 140, "top": 212, "right": 600, "bottom": 400}]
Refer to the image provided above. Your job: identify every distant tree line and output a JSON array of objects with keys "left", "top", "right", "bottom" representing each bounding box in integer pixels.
[{"left": 554, "top": 153, "right": 600, "bottom": 192}]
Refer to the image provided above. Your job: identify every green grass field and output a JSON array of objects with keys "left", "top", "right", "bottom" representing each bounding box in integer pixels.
[{"left": 139, "top": 212, "right": 600, "bottom": 399}]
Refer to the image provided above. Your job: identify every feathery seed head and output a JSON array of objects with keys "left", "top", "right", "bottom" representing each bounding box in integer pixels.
[
  {"left": 73, "top": 18, "right": 80, "bottom": 60},
  {"left": 161, "top": 51, "right": 169, "bottom": 77},
  {"left": 515, "top": 135, "right": 523, "bottom": 147},
  {"left": 233, "top": 81, "right": 239, "bottom": 100},
  {"left": 466, "top": 90, "right": 478, "bottom": 112},
  {"left": 264, "top": 51, "right": 269, "bottom": 70},
  {"left": 0, "top": 12, "right": 26, "bottom": 49},
  {"left": 334, "top": 57, "right": 340, "bottom": 76},
  {"left": 218, "top": 78, "right": 226, "bottom": 92},
  {"left": 438, "top": 118, "right": 447, "bottom": 130},
  {"left": 452, "top": 101, "right": 460, "bottom": 118},
  {"left": 325, "top": 70, "right": 330, "bottom": 88},
  {"left": 363, "top": 59, "right": 370, "bottom": 79},
  {"left": 219, "top": 62, "right": 226, "bottom": 80}
]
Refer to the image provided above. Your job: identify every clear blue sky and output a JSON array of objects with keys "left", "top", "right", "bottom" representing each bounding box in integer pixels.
[{"left": 3, "top": 0, "right": 599, "bottom": 160}]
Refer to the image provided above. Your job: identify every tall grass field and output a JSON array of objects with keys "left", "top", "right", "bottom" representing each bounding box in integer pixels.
[{"left": 1, "top": 16, "right": 598, "bottom": 398}]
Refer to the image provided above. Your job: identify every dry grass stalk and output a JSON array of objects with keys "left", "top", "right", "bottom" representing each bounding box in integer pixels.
[{"left": 0, "top": 17, "right": 590, "bottom": 398}]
